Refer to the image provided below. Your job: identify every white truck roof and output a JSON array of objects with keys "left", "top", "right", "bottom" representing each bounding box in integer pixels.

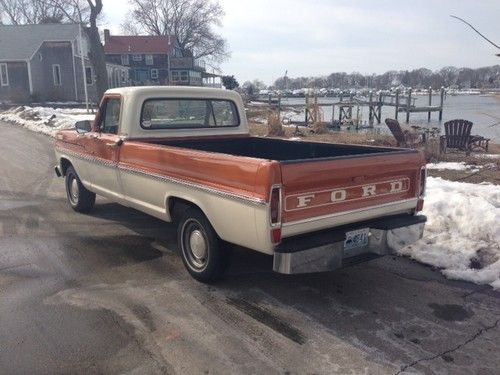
[{"left": 106, "top": 86, "right": 249, "bottom": 139}]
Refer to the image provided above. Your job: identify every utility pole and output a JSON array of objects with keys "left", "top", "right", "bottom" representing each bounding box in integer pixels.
[{"left": 79, "top": 23, "right": 90, "bottom": 113}]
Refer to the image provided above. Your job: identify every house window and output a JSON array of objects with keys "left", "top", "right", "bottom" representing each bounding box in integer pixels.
[
  {"left": 151, "top": 68, "right": 158, "bottom": 79},
  {"left": 171, "top": 71, "right": 180, "bottom": 82},
  {"left": 121, "top": 54, "right": 129, "bottom": 65},
  {"left": 145, "top": 54, "right": 153, "bottom": 65},
  {"left": 180, "top": 71, "right": 188, "bottom": 82},
  {"left": 85, "top": 67, "right": 93, "bottom": 85},
  {"left": 132, "top": 54, "right": 142, "bottom": 61},
  {"left": 121, "top": 70, "right": 126, "bottom": 84},
  {"left": 52, "top": 64, "right": 62, "bottom": 86},
  {"left": 0, "top": 64, "right": 8, "bottom": 86}
]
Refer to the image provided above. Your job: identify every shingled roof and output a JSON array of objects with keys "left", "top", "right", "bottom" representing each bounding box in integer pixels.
[
  {"left": 104, "top": 31, "right": 176, "bottom": 54},
  {"left": 0, "top": 23, "right": 82, "bottom": 61}
]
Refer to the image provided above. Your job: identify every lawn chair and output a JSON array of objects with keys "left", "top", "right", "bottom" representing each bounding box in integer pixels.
[
  {"left": 385, "top": 118, "right": 422, "bottom": 147},
  {"left": 439, "top": 119, "right": 490, "bottom": 155}
]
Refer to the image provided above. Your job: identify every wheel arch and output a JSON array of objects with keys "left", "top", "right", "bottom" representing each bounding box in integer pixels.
[
  {"left": 59, "top": 157, "right": 72, "bottom": 176},
  {"left": 167, "top": 195, "right": 207, "bottom": 224}
]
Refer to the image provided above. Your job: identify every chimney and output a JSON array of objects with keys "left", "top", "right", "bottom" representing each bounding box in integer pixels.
[{"left": 104, "top": 29, "right": 110, "bottom": 43}]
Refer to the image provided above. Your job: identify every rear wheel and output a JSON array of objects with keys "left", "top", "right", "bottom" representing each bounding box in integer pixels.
[
  {"left": 178, "top": 208, "right": 230, "bottom": 282},
  {"left": 65, "top": 165, "right": 95, "bottom": 213}
]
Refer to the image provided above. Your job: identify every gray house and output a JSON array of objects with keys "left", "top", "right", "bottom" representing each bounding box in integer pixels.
[{"left": 0, "top": 23, "right": 129, "bottom": 104}]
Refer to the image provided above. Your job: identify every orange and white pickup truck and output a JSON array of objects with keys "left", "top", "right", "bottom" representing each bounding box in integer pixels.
[{"left": 54, "top": 86, "right": 427, "bottom": 282}]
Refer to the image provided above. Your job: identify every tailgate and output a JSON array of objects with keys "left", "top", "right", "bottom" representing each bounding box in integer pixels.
[{"left": 280, "top": 151, "right": 425, "bottom": 236}]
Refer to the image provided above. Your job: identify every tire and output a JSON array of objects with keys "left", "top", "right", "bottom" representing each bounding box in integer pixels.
[
  {"left": 178, "top": 208, "right": 230, "bottom": 282},
  {"left": 65, "top": 165, "right": 96, "bottom": 213}
]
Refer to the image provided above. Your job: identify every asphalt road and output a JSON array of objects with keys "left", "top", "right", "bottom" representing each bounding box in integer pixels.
[{"left": 0, "top": 122, "right": 499, "bottom": 375}]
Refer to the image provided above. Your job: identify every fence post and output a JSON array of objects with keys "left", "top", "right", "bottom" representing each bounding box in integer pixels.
[
  {"left": 406, "top": 88, "right": 412, "bottom": 123},
  {"left": 439, "top": 87, "right": 444, "bottom": 122}
]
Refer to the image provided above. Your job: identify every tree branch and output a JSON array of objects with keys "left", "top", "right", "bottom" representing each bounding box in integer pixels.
[{"left": 450, "top": 15, "right": 500, "bottom": 51}]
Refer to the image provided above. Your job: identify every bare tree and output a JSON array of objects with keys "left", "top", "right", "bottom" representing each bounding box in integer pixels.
[
  {"left": 47, "top": 0, "right": 94, "bottom": 24},
  {"left": 0, "top": 0, "right": 94, "bottom": 24},
  {"left": 123, "top": 0, "right": 229, "bottom": 64},
  {"left": 77, "top": 0, "right": 107, "bottom": 101},
  {"left": 0, "top": 0, "right": 64, "bottom": 24}
]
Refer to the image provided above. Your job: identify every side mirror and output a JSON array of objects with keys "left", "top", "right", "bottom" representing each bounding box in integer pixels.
[{"left": 75, "top": 120, "right": 91, "bottom": 133}]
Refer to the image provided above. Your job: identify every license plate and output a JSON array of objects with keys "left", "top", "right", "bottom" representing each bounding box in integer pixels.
[{"left": 344, "top": 228, "right": 370, "bottom": 251}]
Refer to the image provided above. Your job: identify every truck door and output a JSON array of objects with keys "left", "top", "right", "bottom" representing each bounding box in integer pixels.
[{"left": 82, "top": 96, "right": 123, "bottom": 200}]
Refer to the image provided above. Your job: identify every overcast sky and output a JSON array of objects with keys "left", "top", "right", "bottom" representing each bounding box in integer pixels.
[{"left": 103, "top": 0, "right": 500, "bottom": 85}]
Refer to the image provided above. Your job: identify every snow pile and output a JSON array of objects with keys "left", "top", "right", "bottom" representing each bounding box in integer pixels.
[
  {"left": 474, "top": 154, "right": 500, "bottom": 160},
  {"left": 426, "top": 162, "right": 480, "bottom": 172},
  {"left": 399, "top": 177, "right": 500, "bottom": 289},
  {"left": 0, "top": 106, "right": 95, "bottom": 137}
]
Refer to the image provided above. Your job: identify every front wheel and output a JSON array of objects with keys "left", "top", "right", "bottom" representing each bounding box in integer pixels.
[
  {"left": 65, "top": 165, "right": 95, "bottom": 213},
  {"left": 178, "top": 208, "right": 230, "bottom": 282}
]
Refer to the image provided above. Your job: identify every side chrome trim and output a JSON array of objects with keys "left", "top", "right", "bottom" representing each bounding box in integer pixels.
[
  {"left": 56, "top": 146, "right": 267, "bottom": 207},
  {"left": 282, "top": 198, "right": 418, "bottom": 237},
  {"left": 56, "top": 146, "right": 117, "bottom": 169},
  {"left": 119, "top": 164, "right": 267, "bottom": 207}
]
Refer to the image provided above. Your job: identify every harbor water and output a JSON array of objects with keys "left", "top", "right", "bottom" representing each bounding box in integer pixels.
[{"left": 281, "top": 94, "right": 500, "bottom": 143}]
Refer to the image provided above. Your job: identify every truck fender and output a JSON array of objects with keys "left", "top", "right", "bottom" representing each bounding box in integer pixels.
[{"left": 165, "top": 194, "right": 209, "bottom": 226}]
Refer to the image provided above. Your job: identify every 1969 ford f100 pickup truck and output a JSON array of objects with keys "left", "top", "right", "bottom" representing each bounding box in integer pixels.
[{"left": 54, "top": 86, "right": 427, "bottom": 282}]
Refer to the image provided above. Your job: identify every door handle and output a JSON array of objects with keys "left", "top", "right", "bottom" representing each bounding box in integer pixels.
[{"left": 107, "top": 139, "right": 124, "bottom": 147}]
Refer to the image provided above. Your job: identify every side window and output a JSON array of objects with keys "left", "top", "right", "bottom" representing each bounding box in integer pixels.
[{"left": 99, "top": 98, "right": 121, "bottom": 134}]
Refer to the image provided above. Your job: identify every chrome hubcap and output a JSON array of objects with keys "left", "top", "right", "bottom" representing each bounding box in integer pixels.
[
  {"left": 69, "top": 177, "right": 79, "bottom": 202},
  {"left": 182, "top": 219, "right": 209, "bottom": 271},
  {"left": 189, "top": 230, "right": 207, "bottom": 260}
]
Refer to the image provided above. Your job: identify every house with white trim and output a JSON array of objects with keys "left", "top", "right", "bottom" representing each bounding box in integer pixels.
[{"left": 0, "top": 23, "right": 129, "bottom": 103}]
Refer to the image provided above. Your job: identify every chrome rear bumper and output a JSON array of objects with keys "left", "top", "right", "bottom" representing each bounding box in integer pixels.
[{"left": 273, "top": 215, "right": 426, "bottom": 274}]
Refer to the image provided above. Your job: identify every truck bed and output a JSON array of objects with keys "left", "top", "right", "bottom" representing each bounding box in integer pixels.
[{"left": 146, "top": 137, "right": 414, "bottom": 162}]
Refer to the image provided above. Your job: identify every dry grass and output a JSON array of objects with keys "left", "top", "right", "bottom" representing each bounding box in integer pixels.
[
  {"left": 427, "top": 154, "right": 500, "bottom": 185},
  {"left": 267, "top": 110, "right": 285, "bottom": 137},
  {"left": 249, "top": 122, "right": 395, "bottom": 146}
]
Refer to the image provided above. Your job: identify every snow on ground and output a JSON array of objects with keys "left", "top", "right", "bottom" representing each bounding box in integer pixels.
[
  {"left": 0, "top": 106, "right": 95, "bottom": 137},
  {"left": 399, "top": 177, "right": 500, "bottom": 289},
  {"left": 426, "top": 162, "right": 480, "bottom": 172}
]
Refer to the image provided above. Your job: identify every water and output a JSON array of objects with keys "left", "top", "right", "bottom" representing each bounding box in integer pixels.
[{"left": 281, "top": 95, "right": 500, "bottom": 142}]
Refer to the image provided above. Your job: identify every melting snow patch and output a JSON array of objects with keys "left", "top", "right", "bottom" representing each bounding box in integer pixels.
[
  {"left": 474, "top": 154, "right": 500, "bottom": 159},
  {"left": 399, "top": 177, "right": 500, "bottom": 289},
  {"left": 0, "top": 106, "right": 95, "bottom": 137},
  {"left": 426, "top": 162, "right": 480, "bottom": 172}
]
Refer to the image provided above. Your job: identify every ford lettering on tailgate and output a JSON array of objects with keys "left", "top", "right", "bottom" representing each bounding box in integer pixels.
[{"left": 285, "top": 178, "right": 410, "bottom": 211}]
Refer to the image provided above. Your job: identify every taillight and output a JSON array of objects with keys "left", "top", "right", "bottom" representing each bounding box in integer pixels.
[
  {"left": 419, "top": 167, "right": 427, "bottom": 197},
  {"left": 270, "top": 185, "right": 281, "bottom": 225},
  {"left": 269, "top": 185, "right": 282, "bottom": 244},
  {"left": 416, "top": 167, "right": 426, "bottom": 212}
]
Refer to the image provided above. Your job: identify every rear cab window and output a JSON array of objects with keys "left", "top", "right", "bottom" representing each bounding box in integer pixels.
[{"left": 140, "top": 98, "right": 239, "bottom": 129}]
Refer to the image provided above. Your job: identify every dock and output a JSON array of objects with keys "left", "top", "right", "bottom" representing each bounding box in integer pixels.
[{"left": 256, "top": 87, "right": 445, "bottom": 127}]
